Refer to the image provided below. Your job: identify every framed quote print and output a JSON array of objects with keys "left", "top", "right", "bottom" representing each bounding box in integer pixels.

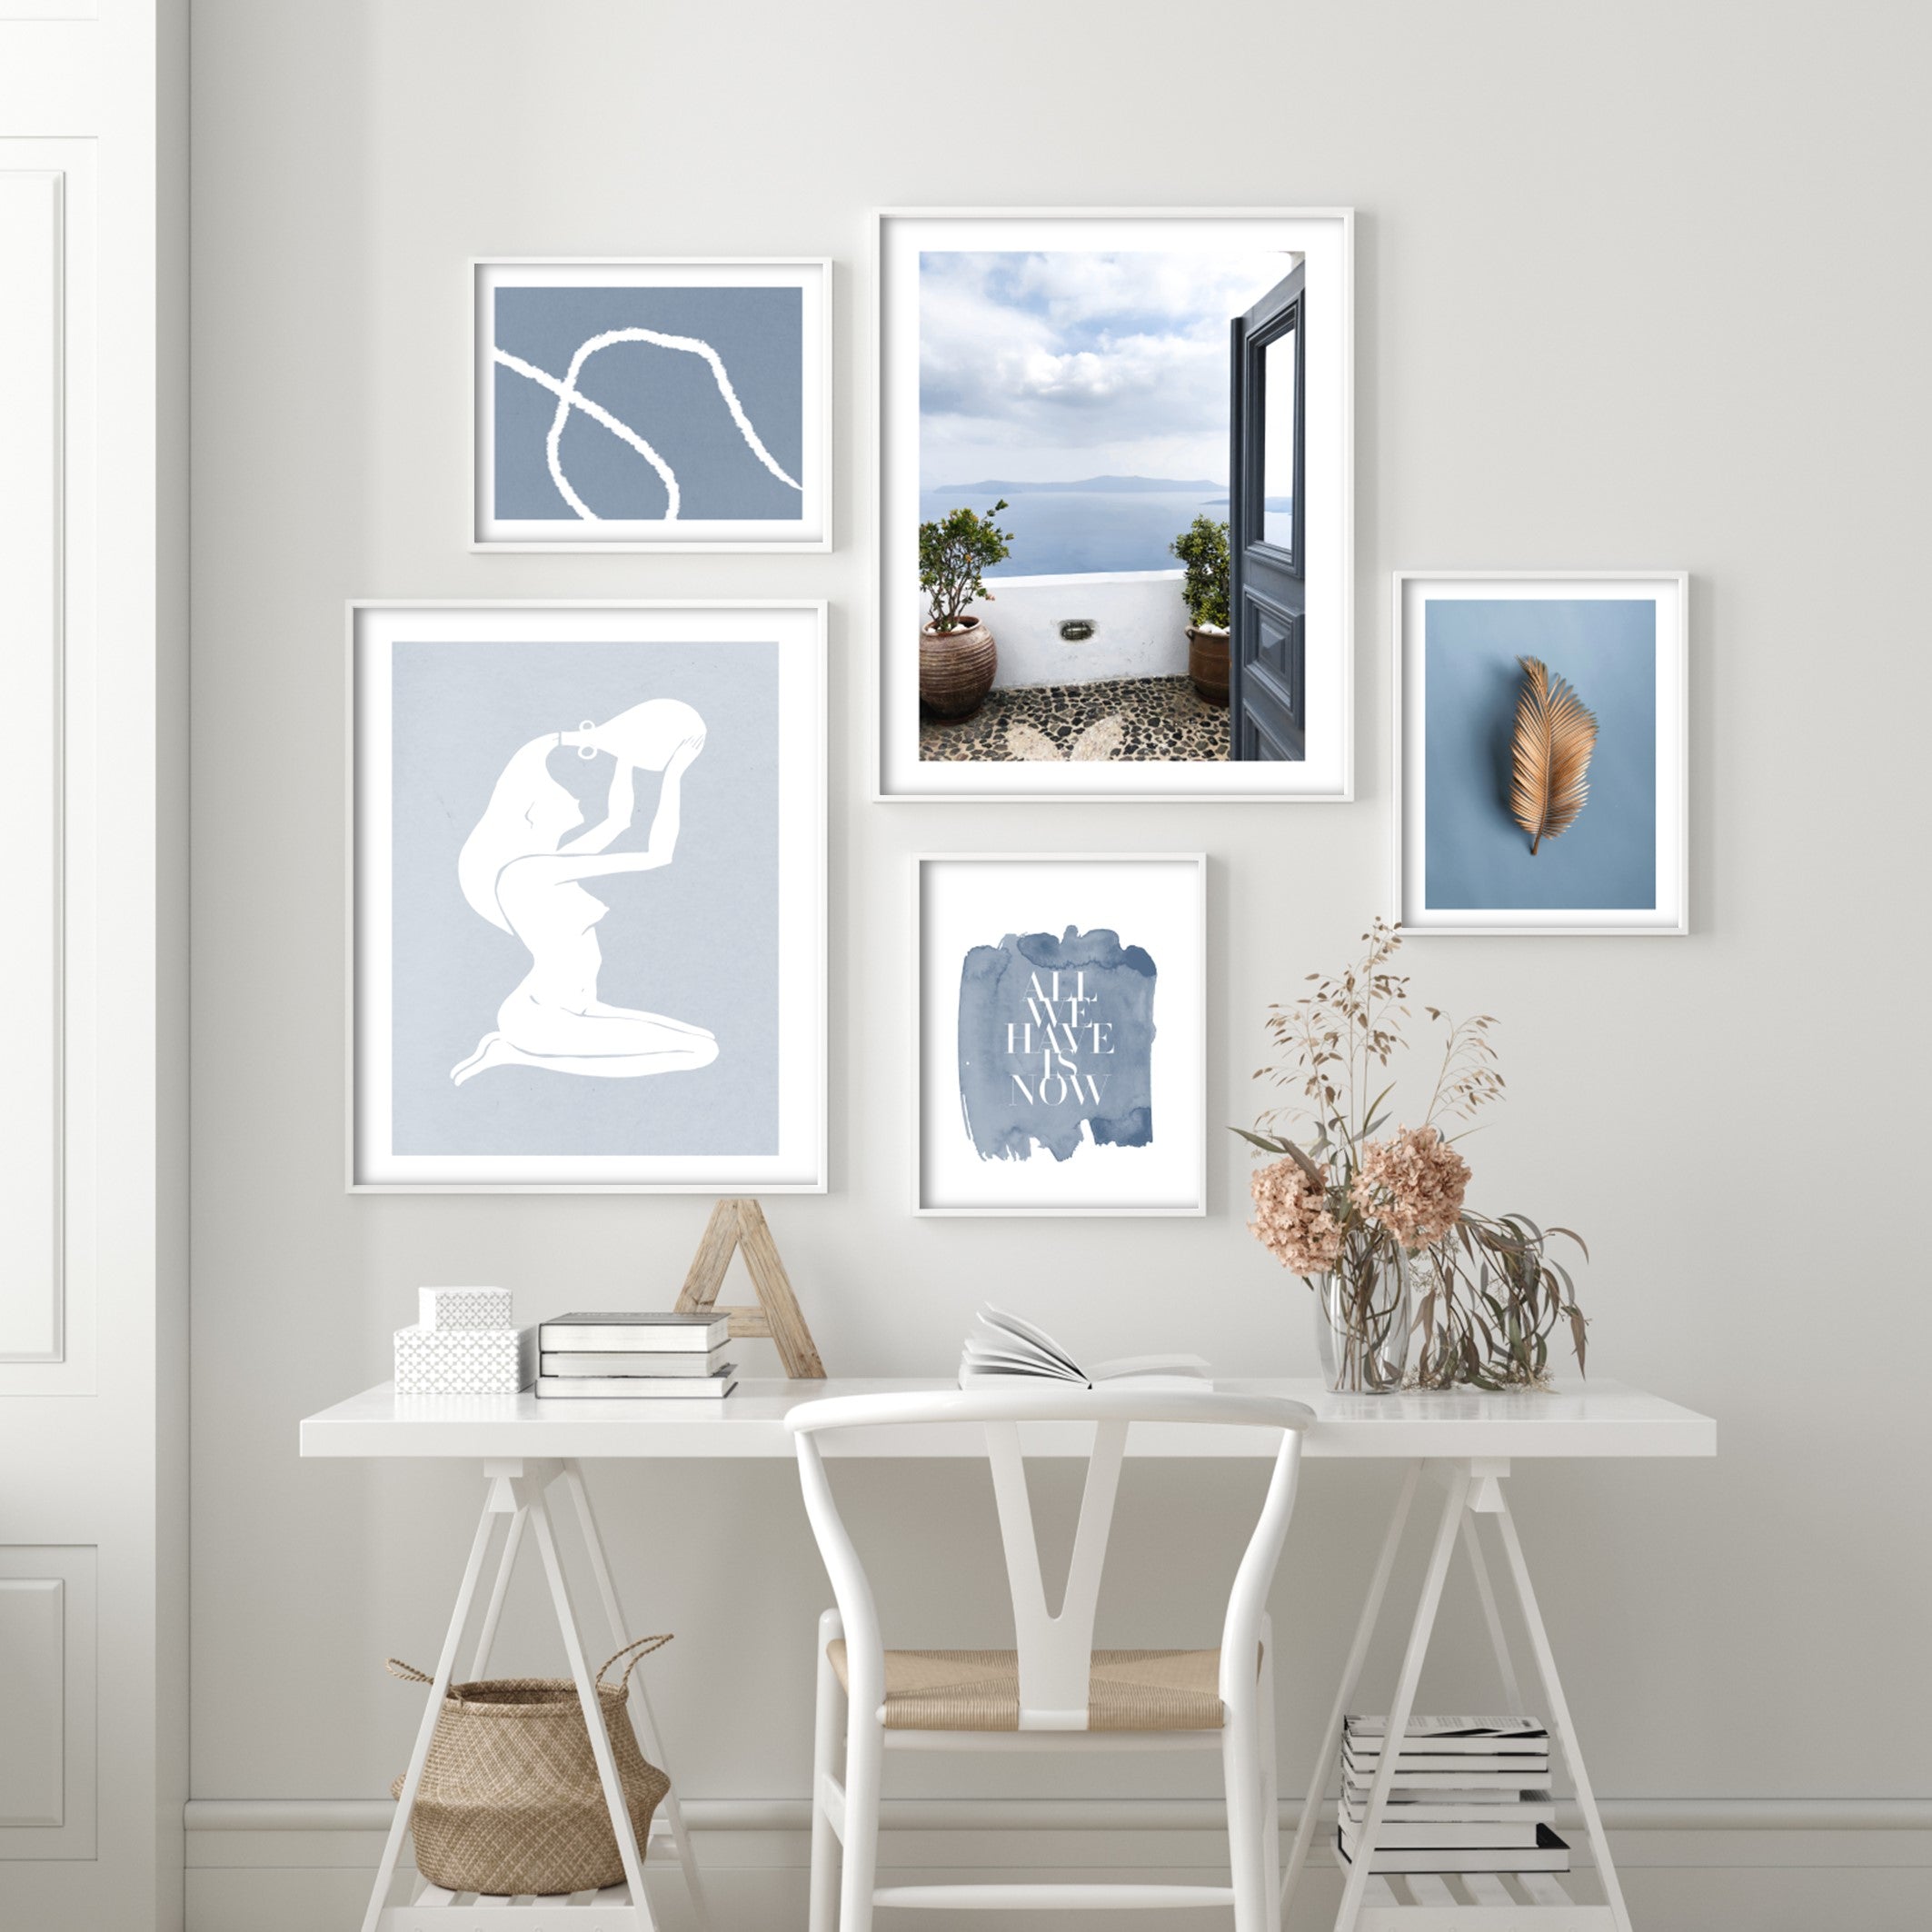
[
  {"left": 915, "top": 854, "right": 1206, "bottom": 1215},
  {"left": 1394, "top": 572, "right": 1689, "bottom": 935},
  {"left": 876, "top": 207, "right": 1353, "bottom": 800},
  {"left": 349, "top": 602, "right": 826, "bottom": 1190},
  {"left": 473, "top": 258, "right": 831, "bottom": 550}
]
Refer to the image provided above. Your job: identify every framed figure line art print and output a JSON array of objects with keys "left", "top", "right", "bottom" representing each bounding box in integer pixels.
[
  {"left": 349, "top": 602, "right": 826, "bottom": 1190},
  {"left": 915, "top": 854, "right": 1206, "bottom": 1215},
  {"left": 877, "top": 207, "right": 1353, "bottom": 800},
  {"left": 1393, "top": 572, "right": 1688, "bottom": 935},
  {"left": 473, "top": 258, "right": 831, "bottom": 551}
]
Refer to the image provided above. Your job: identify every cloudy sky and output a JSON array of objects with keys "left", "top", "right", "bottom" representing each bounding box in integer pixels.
[{"left": 919, "top": 250, "right": 1296, "bottom": 488}]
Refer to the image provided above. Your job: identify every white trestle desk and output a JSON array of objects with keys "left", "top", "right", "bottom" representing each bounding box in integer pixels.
[{"left": 300, "top": 1377, "right": 1716, "bottom": 1932}]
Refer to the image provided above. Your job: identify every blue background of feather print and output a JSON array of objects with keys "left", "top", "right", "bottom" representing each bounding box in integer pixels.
[{"left": 1423, "top": 599, "right": 1658, "bottom": 911}]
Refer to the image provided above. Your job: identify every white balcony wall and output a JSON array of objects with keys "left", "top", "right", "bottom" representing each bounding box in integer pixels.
[{"left": 929, "top": 569, "right": 1197, "bottom": 690}]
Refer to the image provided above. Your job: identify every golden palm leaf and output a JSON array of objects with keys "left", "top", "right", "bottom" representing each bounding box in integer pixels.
[{"left": 1509, "top": 656, "right": 1598, "bottom": 854}]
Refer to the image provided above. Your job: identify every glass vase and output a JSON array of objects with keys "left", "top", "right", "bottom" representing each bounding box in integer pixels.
[{"left": 1311, "top": 1238, "right": 1411, "bottom": 1393}]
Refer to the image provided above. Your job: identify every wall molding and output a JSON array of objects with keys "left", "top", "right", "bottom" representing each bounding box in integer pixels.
[{"left": 186, "top": 1796, "right": 1932, "bottom": 1836}]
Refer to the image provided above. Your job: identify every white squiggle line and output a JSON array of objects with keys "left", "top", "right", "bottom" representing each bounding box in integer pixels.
[
  {"left": 493, "top": 347, "right": 681, "bottom": 520},
  {"left": 494, "top": 326, "right": 802, "bottom": 523},
  {"left": 563, "top": 328, "right": 803, "bottom": 494}
]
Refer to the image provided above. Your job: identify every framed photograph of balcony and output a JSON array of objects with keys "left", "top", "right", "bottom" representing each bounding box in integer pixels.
[
  {"left": 914, "top": 854, "right": 1207, "bottom": 1215},
  {"left": 875, "top": 208, "right": 1353, "bottom": 800},
  {"left": 473, "top": 258, "right": 831, "bottom": 551},
  {"left": 1393, "top": 572, "right": 1689, "bottom": 936},
  {"left": 348, "top": 601, "right": 827, "bottom": 1191}
]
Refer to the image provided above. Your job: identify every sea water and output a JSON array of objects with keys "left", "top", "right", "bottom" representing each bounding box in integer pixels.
[{"left": 918, "top": 482, "right": 1290, "bottom": 578}]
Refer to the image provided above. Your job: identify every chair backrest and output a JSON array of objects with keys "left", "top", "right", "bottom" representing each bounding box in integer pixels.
[{"left": 786, "top": 1386, "right": 1313, "bottom": 1731}]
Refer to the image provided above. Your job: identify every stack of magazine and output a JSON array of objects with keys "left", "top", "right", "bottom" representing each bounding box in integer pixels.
[
  {"left": 533, "top": 1311, "right": 737, "bottom": 1401},
  {"left": 1338, "top": 1716, "right": 1567, "bottom": 1874}
]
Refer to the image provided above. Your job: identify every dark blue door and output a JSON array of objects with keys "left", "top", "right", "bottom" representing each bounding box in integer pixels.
[{"left": 1228, "top": 264, "right": 1306, "bottom": 761}]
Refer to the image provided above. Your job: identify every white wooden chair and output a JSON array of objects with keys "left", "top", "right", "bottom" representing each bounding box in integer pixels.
[{"left": 786, "top": 1385, "right": 1313, "bottom": 1932}]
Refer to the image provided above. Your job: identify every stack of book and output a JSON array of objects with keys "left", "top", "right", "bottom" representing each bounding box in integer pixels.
[
  {"left": 1338, "top": 1715, "right": 1568, "bottom": 1875},
  {"left": 533, "top": 1311, "right": 738, "bottom": 1402}
]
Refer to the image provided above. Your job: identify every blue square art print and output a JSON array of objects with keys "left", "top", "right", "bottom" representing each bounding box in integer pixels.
[
  {"left": 476, "top": 262, "right": 827, "bottom": 548},
  {"left": 1422, "top": 599, "right": 1658, "bottom": 912}
]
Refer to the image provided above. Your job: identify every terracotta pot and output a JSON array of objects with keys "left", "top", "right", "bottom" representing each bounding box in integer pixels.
[
  {"left": 920, "top": 615, "right": 997, "bottom": 720},
  {"left": 1187, "top": 625, "right": 1230, "bottom": 707}
]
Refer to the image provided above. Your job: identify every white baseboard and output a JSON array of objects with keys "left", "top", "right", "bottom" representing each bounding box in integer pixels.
[
  {"left": 184, "top": 1795, "right": 1932, "bottom": 1834},
  {"left": 184, "top": 1798, "right": 1932, "bottom": 1932}
]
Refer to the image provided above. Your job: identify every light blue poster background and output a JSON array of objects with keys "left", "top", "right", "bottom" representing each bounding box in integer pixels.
[
  {"left": 1424, "top": 600, "right": 1658, "bottom": 911},
  {"left": 391, "top": 640, "right": 779, "bottom": 1157},
  {"left": 493, "top": 286, "right": 803, "bottom": 522}
]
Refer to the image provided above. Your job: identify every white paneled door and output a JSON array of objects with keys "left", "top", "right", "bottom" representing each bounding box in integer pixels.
[{"left": 0, "top": 4, "right": 187, "bottom": 1927}]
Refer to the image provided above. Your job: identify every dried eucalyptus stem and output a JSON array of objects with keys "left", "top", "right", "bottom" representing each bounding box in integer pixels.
[{"left": 1410, "top": 1213, "right": 1589, "bottom": 1390}]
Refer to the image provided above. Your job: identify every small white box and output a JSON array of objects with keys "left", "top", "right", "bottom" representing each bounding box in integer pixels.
[
  {"left": 394, "top": 1323, "right": 534, "bottom": 1395},
  {"left": 418, "top": 1287, "right": 513, "bottom": 1331}
]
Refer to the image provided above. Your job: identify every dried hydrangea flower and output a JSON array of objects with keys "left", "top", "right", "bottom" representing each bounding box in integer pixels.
[
  {"left": 1249, "top": 1156, "right": 1346, "bottom": 1277},
  {"left": 1351, "top": 1125, "right": 1470, "bottom": 1251}
]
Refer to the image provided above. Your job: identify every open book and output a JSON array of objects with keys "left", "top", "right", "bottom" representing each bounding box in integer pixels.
[{"left": 959, "top": 1305, "right": 1211, "bottom": 1393}]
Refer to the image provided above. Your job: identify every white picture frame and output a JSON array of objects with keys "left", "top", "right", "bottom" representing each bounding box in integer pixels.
[
  {"left": 472, "top": 257, "right": 832, "bottom": 551},
  {"left": 875, "top": 207, "right": 1354, "bottom": 801},
  {"left": 348, "top": 601, "right": 826, "bottom": 1191},
  {"left": 1393, "top": 571, "right": 1689, "bottom": 936},
  {"left": 914, "top": 854, "right": 1207, "bottom": 1216}
]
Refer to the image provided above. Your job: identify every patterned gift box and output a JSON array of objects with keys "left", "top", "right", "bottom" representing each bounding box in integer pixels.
[
  {"left": 394, "top": 1323, "right": 535, "bottom": 1394},
  {"left": 418, "top": 1286, "right": 514, "bottom": 1331}
]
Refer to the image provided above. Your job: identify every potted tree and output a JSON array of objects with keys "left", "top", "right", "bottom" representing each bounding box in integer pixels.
[
  {"left": 1169, "top": 514, "right": 1231, "bottom": 707},
  {"left": 918, "top": 499, "right": 1012, "bottom": 719}
]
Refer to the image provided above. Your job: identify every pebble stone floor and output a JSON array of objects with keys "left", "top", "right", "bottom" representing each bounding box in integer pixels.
[{"left": 920, "top": 675, "right": 1230, "bottom": 762}]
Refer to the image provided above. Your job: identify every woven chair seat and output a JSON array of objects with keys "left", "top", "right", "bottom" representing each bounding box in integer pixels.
[{"left": 828, "top": 1639, "right": 1225, "bottom": 1732}]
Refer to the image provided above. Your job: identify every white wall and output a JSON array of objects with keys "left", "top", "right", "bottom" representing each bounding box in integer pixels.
[
  {"left": 974, "top": 572, "right": 1196, "bottom": 690},
  {"left": 188, "top": 4, "right": 1932, "bottom": 1928}
]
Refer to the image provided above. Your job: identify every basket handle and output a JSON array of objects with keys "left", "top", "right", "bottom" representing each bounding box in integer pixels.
[
  {"left": 384, "top": 1641, "right": 669, "bottom": 1695},
  {"left": 596, "top": 1634, "right": 672, "bottom": 1695}
]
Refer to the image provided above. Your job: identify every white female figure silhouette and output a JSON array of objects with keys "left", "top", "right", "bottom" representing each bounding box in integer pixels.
[{"left": 451, "top": 698, "right": 718, "bottom": 1085}]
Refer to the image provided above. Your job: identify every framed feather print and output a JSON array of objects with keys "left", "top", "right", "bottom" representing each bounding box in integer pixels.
[{"left": 1393, "top": 573, "right": 1688, "bottom": 936}]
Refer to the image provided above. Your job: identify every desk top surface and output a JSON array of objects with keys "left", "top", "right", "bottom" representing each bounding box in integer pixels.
[{"left": 299, "top": 1376, "right": 1715, "bottom": 1461}]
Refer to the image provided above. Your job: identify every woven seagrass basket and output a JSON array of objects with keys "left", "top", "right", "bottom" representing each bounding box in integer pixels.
[{"left": 387, "top": 1636, "right": 672, "bottom": 1897}]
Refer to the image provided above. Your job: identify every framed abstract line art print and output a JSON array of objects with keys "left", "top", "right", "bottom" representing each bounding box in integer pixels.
[
  {"left": 350, "top": 602, "right": 826, "bottom": 1190},
  {"left": 876, "top": 208, "right": 1353, "bottom": 800},
  {"left": 915, "top": 854, "right": 1206, "bottom": 1215},
  {"left": 473, "top": 259, "right": 831, "bottom": 551},
  {"left": 1394, "top": 573, "right": 1689, "bottom": 936}
]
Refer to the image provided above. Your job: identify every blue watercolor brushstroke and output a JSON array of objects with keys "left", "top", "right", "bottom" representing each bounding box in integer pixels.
[{"left": 956, "top": 926, "right": 1157, "bottom": 1163}]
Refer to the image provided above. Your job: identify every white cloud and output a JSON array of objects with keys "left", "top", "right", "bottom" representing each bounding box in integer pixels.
[{"left": 920, "top": 250, "right": 1295, "bottom": 485}]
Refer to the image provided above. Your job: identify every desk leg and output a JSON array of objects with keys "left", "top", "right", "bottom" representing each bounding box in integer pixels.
[
  {"left": 469, "top": 1502, "right": 526, "bottom": 1678},
  {"left": 523, "top": 1471, "right": 658, "bottom": 1932},
  {"left": 1459, "top": 1514, "right": 1525, "bottom": 1714},
  {"left": 359, "top": 1467, "right": 516, "bottom": 1932},
  {"left": 1332, "top": 1467, "right": 1470, "bottom": 1932},
  {"left": 1493, "top": 1489, "right": 1633, "bottom": 1932},
  {"left": 1280, "top": 1461, "right": 1420, "bottom": 1925},
  {"left": 563, "top": 1460, "right": 709, "bottom": 1925}
]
